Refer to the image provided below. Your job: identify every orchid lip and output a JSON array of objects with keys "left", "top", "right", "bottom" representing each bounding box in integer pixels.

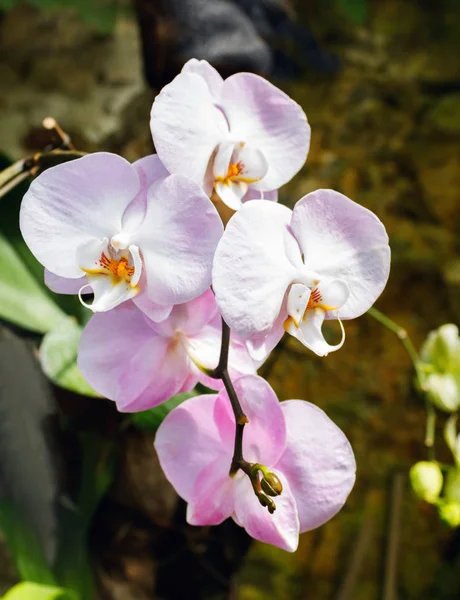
[
  {"left": 77, "top": 238, "right": 143, "bottom": 312},
  {"left": 212, "top": 142, "right": 269, "bottom": 206},
  {"left": 284, "top": 278, "right": 349, "bottom": 356}
]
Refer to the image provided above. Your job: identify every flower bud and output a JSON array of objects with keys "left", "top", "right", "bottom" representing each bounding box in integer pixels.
[
  {"left": 424, "top": 372, "right": 460, "bottom": 413},
  {"left": 261, "top": 472, "right": 283, "bottom": 497},
  {"left": 410, "top": 461, "right": 443, "bottom": 504},
  {"left": 444, "top": 468, "right": 460, "bottom": 504},
  {"left": 421, "top": 324, "right": 460, "bottom": 372},
  {"left": 257, "top": 493, "right": 276, "bottom": 514},
  {"left": 438, "top": 501, "right": 460, "bottom": 528}
]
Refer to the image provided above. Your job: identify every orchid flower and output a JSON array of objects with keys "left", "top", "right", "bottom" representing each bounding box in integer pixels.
[
  {"left": 20, "top": 153, "right": 223, "bottom": 319},
  {"left": 155, "top": 375, "right": 356, "bottom": 551},
  {"left": 212, "top": 190, "right": 391, "bottom": 358},
  {"left": 78, "top": 290, "right": 260, "bottom": 412},
  {"left": 150, "top": 58, "right": 310, "bottom": 210}
]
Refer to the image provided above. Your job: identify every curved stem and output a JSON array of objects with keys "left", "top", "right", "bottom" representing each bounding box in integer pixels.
[
  {"left": 208, "top": 318, "right": 248, "bottom": 475},
  {"left": 367, "top": 306, "right": 436, "bottom": 454}
]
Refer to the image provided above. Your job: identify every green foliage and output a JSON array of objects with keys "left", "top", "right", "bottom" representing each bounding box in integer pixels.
[
  {"left": 39, "top": 316, "right": 99, "bottom": 397},
  {"left": 54, "top": 434, "right": 116, "bottom": 600},
  {"left": 336, "top": 0, "right": 368, "bottom": 25},
  {"left": 0, "top": 503, "right": 56, "bottom": 586},
  {"left": 2, "top": 582, "right": 76, "bottom": 600},
  {"left": 0, "top": 0, "right": 119, "bottom": 35},
  {"left": 130, "top": 391, "right": 198, "bottom": 431},
  {"left": 0, "top": 233, "right": 65, "bottom": 333},
  {"left": 0, "top": 0, "right": 16, "bottom": 10}
]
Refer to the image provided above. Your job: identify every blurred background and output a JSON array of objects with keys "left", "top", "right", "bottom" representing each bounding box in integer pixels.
[{"left": 0, "top": 0, "right": 460, "bottom": 598}]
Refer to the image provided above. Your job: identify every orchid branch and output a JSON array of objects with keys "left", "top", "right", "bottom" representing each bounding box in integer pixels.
[
  {"left": 208, "top": 318, "right": 282, "bottom": 512},
  {"left": 208, "top": 318, "right": 248, "bottom": 474}
]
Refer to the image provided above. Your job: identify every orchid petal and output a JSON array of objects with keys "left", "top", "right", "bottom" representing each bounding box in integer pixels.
[
  {"left": 212, "top": 201, "right": 302, "bottom": 338},
  {"left": 81, "top": 274, "right": 139, "bottom": 312},
  {"left": 246, "top": 313, "right": 285, "bottom": 362},
  {"left": 215, "top": 180, "right": 248, "bottom": 210},
  {"left": 276, "top": 401, "right": 356, "bottom": 532},
  {"left": 220, "top": 73, "right": 310, "bottom": 190},
  {"left": 232, "top": 144, "right": 268, "bottom": 182},
  {"left": 154, "top": 393, "right": 227, "bottom": 501},
  {"left": 187, "top": 457, "right": 234, "bottom": 526},
  {"left": 122, "top": 154, "right": 170, "bottom": 232},
  {"left": 181, "top": 58, "right": 224, "bottom": 100},
  {"left": 132, "top": 153, "right": 170, "bottom": 183},
  {"left": 188, "top": 324, "right": 259, "bottom": 391},
  {"left": 213, "top": 142, "right": 234, "bottom": 179},
  {"left": 135, "top": 175, "right": 223, "bottom": 306},
  {"left": 150, "top": 72, "right": 229, "bottom": 188},
  {"left": 287, "top": 283, "right": 311, "bottom": 327},
  {"left": 78, "top": 303, "right": 190, "bottom": 411},
  {"left": 286, "top": 307, "right": 345, "bottom": 357},
  {"left": 44, "top": 270, "right": 84, "bottom": 294},
  {"left": 234, "top": 473, "right": 299, "bottom": 552},
  {"left": 132, "top": 291, "right": 173, "bottom": 323},
  {"left": 243, "top": 188, "right": 278, "bottom": 203},
  {"left": 168, "top": 288, "right": 219, "bottom": 336},
  {"left": 20, "top": 153, "right": 140, "bottom": 278},
  {"left": 315, "top": 278, "right": 350, "bottom": 310},
  {"left": 290, "top": 190, "right": 390, "bottom": 319}
]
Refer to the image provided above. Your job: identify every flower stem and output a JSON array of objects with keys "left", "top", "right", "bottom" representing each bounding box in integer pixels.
[
  {"left": 208, "top": 318, "right": 248, "bottom": 475},
  {"left": 367, "top": 306, "right": 436, "bottom": 455},
  {"left": 367, "top": 307, "right": 419, "bottom": 371}
]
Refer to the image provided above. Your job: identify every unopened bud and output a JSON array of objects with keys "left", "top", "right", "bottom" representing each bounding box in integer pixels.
[
  {"left": 438, "top": 501, "right": 460, "bottom": 528},
  {"left": 421, "top": 324, "right": 460, "bottom": 372},
  {"left": 257, "top": 493, "right": 276, "bottom": 514},
  {"left": 410, "top": 461, "right": 443, "bottom": 504},
  {"left": 261, "top": 472, "right": 283, "bottom": 497},
  {"left": 424, "top": 373, "right": 460, "bottom": 413},
  {"left": 444, "top": 468, "right": 460, "bottom": 504}
]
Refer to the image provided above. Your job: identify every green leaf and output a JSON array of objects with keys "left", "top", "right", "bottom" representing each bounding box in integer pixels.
[
  {"left": 0, "top": 502, "right": 56, "bottom": 586},
  {"left": 54, "top": 434, "right": 115, "bottom": 600},
  {"left": 0, "top": 329, "right": 61, "bottom": 579},
  {"left": 2, "top": 582, "right": 76, "bottom": 600},
  {"left": 130, "top": 391, "right": 198, "bottom": 431},
  {"left": 39, "top": 317, "right": 100, "bottom": 397},
  {"left": 0, "top": 233, "right": 65, "bottom": 333},
  {"left": 337, "top": 0, "right": 368, "bottom": 25}
]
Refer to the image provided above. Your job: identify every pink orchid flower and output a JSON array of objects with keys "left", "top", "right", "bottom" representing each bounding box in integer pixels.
[
  {"left": 212, "top": 190, "right": 391, "bottom": 358},
  {"left": 150, "top": 58, "right": 310, "bottom": 210},
  {"left": 155, "top": 375, "right": 356, "bottom": 552},
  {"left": 78, "top": 290, "right": 260, "bottom": 412},
  {"left": 20, "top": 153, "right": 223, "bottom": 319}
]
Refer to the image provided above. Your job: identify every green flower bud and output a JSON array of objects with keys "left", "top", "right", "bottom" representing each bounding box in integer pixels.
[
  {"left": 444, "top": 468, "right": 460, "bottom": 504},
  {"left": 260, "top": 472, "right": 283, "bottom": 497},
  {"left": 424, "top": 372, "right": 460, "bottom": 413},
  {"left": 421, "top": 324, "right": 460, "bottom": 373},
  {"left": 438, "top": 501, "right": 460, "bottom": 528},
  {"left": 410, "top": 461, "right": 443, "bottom": 504}
]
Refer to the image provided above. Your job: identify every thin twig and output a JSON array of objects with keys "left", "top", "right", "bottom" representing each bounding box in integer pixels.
[
  {"left": 0, "top": 171, "right": 30, "bottom": 199},
  {"left": 0, "top": 159, "right": 26, "bottom": 190}
]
